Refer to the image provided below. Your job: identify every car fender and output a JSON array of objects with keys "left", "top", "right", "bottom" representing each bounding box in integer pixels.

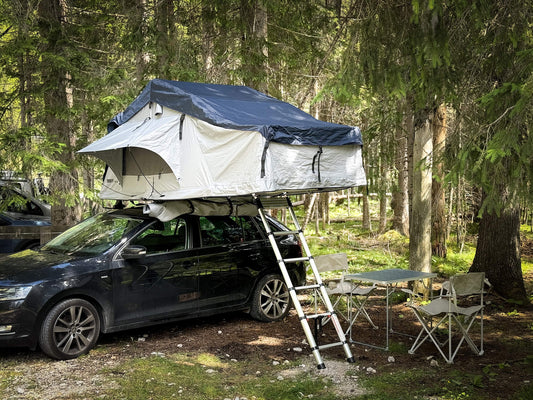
[{"left": 29, "top": 279, "right": 114, "bottom": 340}]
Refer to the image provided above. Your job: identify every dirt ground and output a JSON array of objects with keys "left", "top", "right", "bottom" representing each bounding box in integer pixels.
[{"left": 2, "top": 276, "right": 531, "bottom": 400}]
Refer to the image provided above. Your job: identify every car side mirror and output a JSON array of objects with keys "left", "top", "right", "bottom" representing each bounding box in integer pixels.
[{"left": 122, "top": 245, "right": 147, "bottom": 259}]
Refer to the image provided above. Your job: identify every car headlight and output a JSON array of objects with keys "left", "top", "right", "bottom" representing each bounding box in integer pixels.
[{"left": 0, "top": 286, "right": 33, "bottom": 301}]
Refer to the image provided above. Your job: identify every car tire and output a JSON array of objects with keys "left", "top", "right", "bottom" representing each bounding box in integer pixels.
[
  {"left": 39, "top": 298, "right": 101, "bottom": 360},
  {"left": 250, "top": 274, "right": 291, "bottom": 322}
]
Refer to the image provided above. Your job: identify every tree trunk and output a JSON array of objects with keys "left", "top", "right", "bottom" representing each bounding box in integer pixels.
[
  {"left": 302, "top": 193, "right": 318, "bottom": 231},
  {"left": 409, "top": 111, "right": 433, "bottom": 275},
  {"left": 392, "top": 114, "right": 410, "bottom": 236},
  {"left": 240, "top": 0, "right": 268, "bottom": 92},
  {"left": 320, "top": 192, "right": 330, "bottom": 229},
  {"left": 431, "top": 104, "right": 447, "bottom": 257},
  {"left": 155, "top": 0, "right": 176, "bottom": 77},
  {"left": 134, "top": 0, "right": 149, "bottom": 82},
  {"left": 38, "top": 0, "right": 81, "bottom": 235},
  {"left": 362, "top": 190, "right": 371, "bottom": 231},
  {"left": 379, "top": 163, "right": 389, "bottom": 233},
  {"left": 470, "top": 193, "right": 528, "bottom": 304}
]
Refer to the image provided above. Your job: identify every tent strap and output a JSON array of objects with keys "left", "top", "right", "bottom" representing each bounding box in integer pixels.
[
  {"left": 312, "top": 146, "right": 323, "bottom": 182},
  {"left": 179, "top": 113, "right": 186, "bottom": 140},
  {"left": 260, "top": 139, "right": 270, "bottom": 178}
]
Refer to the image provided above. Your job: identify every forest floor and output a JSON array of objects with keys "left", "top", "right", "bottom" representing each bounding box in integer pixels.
[
  {"left": 1, "top": 273, "right": 531, "bottom": 400},
  {"left": 1, "top": 240, "right": 532, "bottom": 399}
]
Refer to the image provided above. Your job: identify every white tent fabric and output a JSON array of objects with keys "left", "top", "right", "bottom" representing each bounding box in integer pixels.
[
  {"left": 81, "top": 105, "right": 366, "bottom": 200},
  {"left": 80, "top": 80, "right": 366, "bottom": 201}
]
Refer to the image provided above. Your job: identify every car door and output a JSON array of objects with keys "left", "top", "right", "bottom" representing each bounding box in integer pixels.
[
  {"left": 111, "top": 217, "right": 199, "bottom": 326},
  {"left": 196, "top": 216, "right": 256, "bottom": 312}
]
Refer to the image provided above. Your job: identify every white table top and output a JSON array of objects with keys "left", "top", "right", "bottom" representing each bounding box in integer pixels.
[{"left": 344, "top": 268, "right": 437, "bottom": 285}]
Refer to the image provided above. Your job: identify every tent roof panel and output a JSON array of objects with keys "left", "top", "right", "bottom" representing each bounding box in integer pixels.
[{"left": 108, "top": 79, "right": 362, "bottom": 146}]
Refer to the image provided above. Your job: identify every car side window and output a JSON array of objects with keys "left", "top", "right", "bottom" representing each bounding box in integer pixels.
[
  {"left": 132, "top": 218, "right": 187, "bottom": 254},
  {"left": 199, "top": 216, "right": 242, "bottom": 246},
  {"left": 231, "top": 216, "right": 264, "bottom": 241}
]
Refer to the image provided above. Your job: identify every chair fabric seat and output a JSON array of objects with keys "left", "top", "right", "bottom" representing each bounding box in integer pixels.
[{"left": 326, "top": 282, "right": 375, "bottom": 296}]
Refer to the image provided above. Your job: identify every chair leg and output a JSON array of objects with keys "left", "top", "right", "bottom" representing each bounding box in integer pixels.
[
  {"left": 450, "top": 313, "right": 484, "bottom": 362},
  {"left": 409, "top": 313, "right": 452, "bottom": 363},
  {"left": 350, "top": 294, "right": 378, "bottom": 329}
]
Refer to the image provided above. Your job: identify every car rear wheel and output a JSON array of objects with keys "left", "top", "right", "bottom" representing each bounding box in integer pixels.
[
  {"left": 39, "top": 298, "right": 100, "bottom": 360},
  {"left": 250, "top": 274, "right": 291, "bottom": 322}
]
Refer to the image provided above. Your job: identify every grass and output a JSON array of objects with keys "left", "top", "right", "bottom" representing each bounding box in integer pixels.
[{"left": 92, "top": 353, "right": 339, "bottom": 400}]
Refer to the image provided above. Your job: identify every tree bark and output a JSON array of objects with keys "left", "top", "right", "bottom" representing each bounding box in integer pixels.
[
  {"left": 362, "top": 190, "right": 371, "bottom": 231},
  {"left": 409, "top": 111, "right": 433, "bottom": 275},
  {"left": 379, "top": 163, "right": 389, "bottom": 233},
  {"left": 470, "top": 192, "right": 528, "bottom": 304},
  {"left": 392, "top": 110, "right": 410, "bottom": 236},
  {"left": 431, "top": 104, "right": 447, "bottom": 257},
  {"left": 302, "top": 193, "right": 318, "bottom": 231}
]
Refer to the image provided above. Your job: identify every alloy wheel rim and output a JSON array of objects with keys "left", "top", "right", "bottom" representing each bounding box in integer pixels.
[
  {"left": 260, "top": 278, "right": 289, "bottom": 318},
  {"left": 53, "top": 305, "right": 97, "bottom": 355}
]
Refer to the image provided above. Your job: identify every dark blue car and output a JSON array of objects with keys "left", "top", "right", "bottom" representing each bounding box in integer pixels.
[{"left": 0, "top": 207, "right": 304, "bottom": 360}]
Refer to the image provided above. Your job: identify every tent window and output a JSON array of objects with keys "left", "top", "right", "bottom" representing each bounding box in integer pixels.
[{"left": 122, "top": 148, "right": 173, "bottom": 176}]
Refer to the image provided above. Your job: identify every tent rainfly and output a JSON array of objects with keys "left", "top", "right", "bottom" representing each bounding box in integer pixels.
[{"left": 79, "top": 79, "right": 366, "bottom": 201}]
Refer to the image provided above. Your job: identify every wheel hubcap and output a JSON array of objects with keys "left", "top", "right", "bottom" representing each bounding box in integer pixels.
[{"left": 261, "top": 279, "right": 289, "bottom": 318}]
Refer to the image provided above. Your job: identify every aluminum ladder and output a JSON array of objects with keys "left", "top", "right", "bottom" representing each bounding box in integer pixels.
[{"left": 255, "top": 195, "right": 355, "bottom": 369}]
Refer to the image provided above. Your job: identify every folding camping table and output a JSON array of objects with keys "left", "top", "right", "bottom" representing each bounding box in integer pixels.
[{"left": 343, "top": 268, "right": 437, "bottom": 350}]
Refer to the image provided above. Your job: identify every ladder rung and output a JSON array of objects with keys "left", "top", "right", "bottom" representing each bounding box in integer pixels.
[
  {"left": 305, "top": 312, "right": 332, "bottom": 319},
  {"left": 318, "top": 341, "right": 345, "bottom": 350},
  {"left": 273, "top": 230, "right": 299, "bottom": 236},
  {"left": 284, "top": 256, "right": 309, "bottom": 263},
  {"left": 295, "top": 284, "right": 320, "bottom": 291}
]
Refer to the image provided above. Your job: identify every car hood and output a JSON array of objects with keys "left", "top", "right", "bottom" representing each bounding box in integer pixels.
[{"left": 0, "top": 249, "right": 106, "bottom": 285}]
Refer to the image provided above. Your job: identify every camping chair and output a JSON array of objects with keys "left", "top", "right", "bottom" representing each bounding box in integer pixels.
[
  {"left": 407, "top": 272, "right": 486, "bottom": 364},
  {"left": 314, "top": 253, "right": 377, "bottom": 336}
]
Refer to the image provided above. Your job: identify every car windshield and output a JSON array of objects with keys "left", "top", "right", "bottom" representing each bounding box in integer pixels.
[{"left": 41, "top": 213, "right": 145, "bottom": 256}]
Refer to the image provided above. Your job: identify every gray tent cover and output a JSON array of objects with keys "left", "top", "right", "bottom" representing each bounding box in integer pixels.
[{"left": 80, "top": 79, "right": 366, "bottom": 201}]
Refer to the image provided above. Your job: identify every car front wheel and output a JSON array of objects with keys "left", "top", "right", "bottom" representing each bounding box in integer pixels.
[
  {"left": 39, "top": 298, "right": 101, "bottom": 360},
  {"left": 250, "top": 274, "right": 291, "bottom": 322}
]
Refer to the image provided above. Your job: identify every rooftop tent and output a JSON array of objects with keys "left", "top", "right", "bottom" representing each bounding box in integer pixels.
[{"left": 79, "top": 79, "right": 366, "bottom": 200}]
